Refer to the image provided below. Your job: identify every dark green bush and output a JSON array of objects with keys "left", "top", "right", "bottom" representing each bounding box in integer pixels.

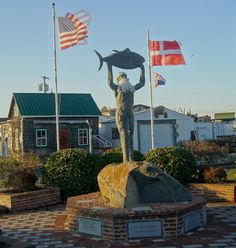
[
  {"left": 145, "top": 147, "right": 197, "bottom": 184},
  {"left": 41, "top": 148, "right": 103, "bottom": 200},
  {"left": 101, "top": 147, "right": 145, "bottom": 164}
]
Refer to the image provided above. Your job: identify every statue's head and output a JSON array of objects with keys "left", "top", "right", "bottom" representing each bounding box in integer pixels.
[
  {"left": 116, "top": 72, "right": 128, "bottom": 84},
  {"left": 116, "top": 72, "right": 135, "bottom": 93}
]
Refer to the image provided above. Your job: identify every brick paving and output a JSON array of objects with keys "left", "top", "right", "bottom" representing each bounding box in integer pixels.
[{"left": 0, "top": 203, "right": 236, "bottom": 247}]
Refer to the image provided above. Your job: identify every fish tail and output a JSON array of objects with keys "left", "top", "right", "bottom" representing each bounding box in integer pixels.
[{"left": 94, "top": 50, "right": 103, "bottom": 71}]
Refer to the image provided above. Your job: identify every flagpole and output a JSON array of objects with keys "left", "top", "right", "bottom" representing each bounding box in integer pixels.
[
  {"left": 147, "top": 30, "right": 154, "bottom": 150},
  {"left": 52, "top": 2, "right": 60, "bottom": 151}
]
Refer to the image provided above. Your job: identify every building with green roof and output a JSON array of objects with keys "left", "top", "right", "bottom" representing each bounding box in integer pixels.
[{"left": 1, "top": 93, "right": 111, "bottom": 157}]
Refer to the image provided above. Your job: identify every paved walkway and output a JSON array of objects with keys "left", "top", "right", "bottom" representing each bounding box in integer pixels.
[{"left": 1, "top": 203, "right": 236, "bottom": 247}]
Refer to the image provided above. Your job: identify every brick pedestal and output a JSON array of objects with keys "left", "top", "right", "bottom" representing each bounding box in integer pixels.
[
  {"left": 66, "top": 192, "right": 207, "bottom": 241},
  {"left": 0, "top": 187, "right": 61, "bottom": 212}
]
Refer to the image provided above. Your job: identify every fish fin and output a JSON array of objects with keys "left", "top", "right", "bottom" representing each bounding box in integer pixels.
[
  {"left": 123, "top": 48, "right": 131, "bottom": 52},
  {"left": 112, "top": 50, "right": 119, "bottom": 53},
  {"left": 94, "top": 50, "right": 103, "bottom": 71}
]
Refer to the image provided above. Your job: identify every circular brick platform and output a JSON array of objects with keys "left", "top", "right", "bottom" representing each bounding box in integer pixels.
[{"left": 66, "top": 192, "right": 207, "bottom": 242}]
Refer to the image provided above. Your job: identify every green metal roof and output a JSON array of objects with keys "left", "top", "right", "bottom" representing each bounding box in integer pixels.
[{"left": 12, "top": 93, "right": 101, "bottom": 116}]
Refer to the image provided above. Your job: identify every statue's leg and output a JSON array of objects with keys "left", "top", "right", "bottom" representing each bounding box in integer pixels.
[
  {"left": 129, "top": 113, "right": 134, "bottom": 161},
  {"left": 116, "top": 118, "right": 130, "bottom": 163}
]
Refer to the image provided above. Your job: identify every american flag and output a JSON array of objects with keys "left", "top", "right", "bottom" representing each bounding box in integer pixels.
[{"left": 57, "top": 10, "right": 91, "bottom": 50}]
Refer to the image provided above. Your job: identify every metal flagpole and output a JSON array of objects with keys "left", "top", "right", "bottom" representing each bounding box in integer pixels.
[
  {"left": 52, "top": 2, "right": 60, "bottom": 151},
  {"left": 147, "top": 30, "right": 155, "bottom": 150}
]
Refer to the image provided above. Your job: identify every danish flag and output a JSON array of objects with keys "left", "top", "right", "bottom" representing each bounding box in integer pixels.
[{"left": 149, "top": 40, "right": 185, "bottom": 66}]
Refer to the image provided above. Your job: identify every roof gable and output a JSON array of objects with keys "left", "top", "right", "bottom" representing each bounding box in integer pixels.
[{"left": 11, "top": 93, "right": 101, "bottom": 117}]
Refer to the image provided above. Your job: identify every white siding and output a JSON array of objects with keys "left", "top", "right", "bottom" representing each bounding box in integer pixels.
[
  {"left": 194, "top": 122, "right": 213, "bottom": 140},
  {"left": 213, "top": 122, "right": 234, "bottom": 138}
]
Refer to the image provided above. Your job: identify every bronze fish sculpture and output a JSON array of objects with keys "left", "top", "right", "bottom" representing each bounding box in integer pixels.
[{"left": 94, "top": 48, "right": 145, "bottom": 71}]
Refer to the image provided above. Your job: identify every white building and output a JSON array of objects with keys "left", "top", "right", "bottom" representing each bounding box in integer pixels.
[
  {"left": 99, "top": 106, "right": 195, "bottom": 154},
  {"left": 194, "top": 121, "right": 234, "bottom": 140},
  {"left": 100, "top": 106, "right": 236, "bottom": 154},
  {"left": 213, "top": 122, "right": 234, "bottom": 138},
  {"left": 194, "top": 122, "right": 213, "bottom": 140}
]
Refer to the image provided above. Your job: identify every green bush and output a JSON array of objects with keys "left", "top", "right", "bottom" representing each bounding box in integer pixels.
[
  {"left": 41, "top": 148, "right": 103, "bottom": 200},
  {"left": 145, "top": 147, "right": 197, "bottom": 184},
  {"left": 101, "top": 147, "right": 145, "bottom": 164},
  {"left": 201, "top": 166, "right": 227, "bottom": 183}
]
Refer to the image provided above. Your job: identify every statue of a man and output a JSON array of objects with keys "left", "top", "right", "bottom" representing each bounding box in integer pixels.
[{"left": 107, "top": 62, "right": 145, "bottom": 163}]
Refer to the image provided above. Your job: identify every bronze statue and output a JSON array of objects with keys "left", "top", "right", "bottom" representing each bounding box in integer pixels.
[
  {"left": 107, "top": 64, "right": 145, "bottom": 162},
  {"left": 95, "top": 49, "right": 145, "bottom": 163}
]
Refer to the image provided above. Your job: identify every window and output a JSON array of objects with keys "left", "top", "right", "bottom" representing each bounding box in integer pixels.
[
  {"left": 112, "top": 128, "right": 119, "bottom": 139},
  {"left": 78, "top": 129, "right": 88, "bottom": 145},
  {"left": 36, "top": 129, "right": 47, "bottom": 147}
]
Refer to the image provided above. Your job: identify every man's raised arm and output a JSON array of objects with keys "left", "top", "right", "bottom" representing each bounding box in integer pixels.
[
  {"left": 107, "top": 62, "right": 118, "bottom": 91},
  {"left": 134, "top": 64, "right": 145, "bottom": 91}
]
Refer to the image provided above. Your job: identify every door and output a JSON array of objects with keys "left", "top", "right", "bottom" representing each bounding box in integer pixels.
[
  {"left": 139, "top": 123, "right": 175, "bottom": 154},
  {"left": 60, "top": 129, "right": 70, "bottom": 150}
]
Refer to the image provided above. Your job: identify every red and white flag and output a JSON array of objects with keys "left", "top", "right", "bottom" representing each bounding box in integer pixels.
[
  {"left": 57, "top": 10, "right": 91, "bottom": 50},
  {"left": 149, "top": 40, "right": 185, "bottom": 66}
]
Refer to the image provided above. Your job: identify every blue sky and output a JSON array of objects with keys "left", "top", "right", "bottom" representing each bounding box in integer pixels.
[{"left": 0, "top": 0, "right": 235, "bottom": 117}]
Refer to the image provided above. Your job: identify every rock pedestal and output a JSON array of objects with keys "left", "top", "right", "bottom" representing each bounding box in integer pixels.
[
  {"left": 67, "top": 161, "right": 207, "bottom": 242},
  {"left": 97, "top": 161, "right": 192, "bottom": 208}
]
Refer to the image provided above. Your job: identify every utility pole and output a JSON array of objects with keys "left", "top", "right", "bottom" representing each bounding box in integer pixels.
[{"left": 42, "top": 76, "right": 50, "bottom": 93}]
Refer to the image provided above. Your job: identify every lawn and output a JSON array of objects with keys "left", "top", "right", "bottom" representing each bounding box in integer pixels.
[{"left": 226, "top": 168, "right": 236, "bottom": 182}]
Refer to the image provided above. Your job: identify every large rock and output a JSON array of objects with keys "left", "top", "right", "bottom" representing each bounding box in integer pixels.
[{"left": 97, "top": 161, "right": 192, "bottom": 208}]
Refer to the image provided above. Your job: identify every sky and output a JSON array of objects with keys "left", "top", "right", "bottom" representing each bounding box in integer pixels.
[{"left": 0, "top": 0, "right": 235, "bottom": 117}]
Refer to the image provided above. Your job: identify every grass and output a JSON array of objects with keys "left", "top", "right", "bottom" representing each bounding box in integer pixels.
[{"left": 226, "top": 168, "right": 236, "bottom": 182}]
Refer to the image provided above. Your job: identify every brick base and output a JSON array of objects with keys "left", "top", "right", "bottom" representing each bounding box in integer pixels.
[
  {"left": 66, "top": 192, "right": 207, "bottom": 241},
  {"left": 188, "top": 183, "right": 236, "bottom": 202},
  {"left": 0, "top": 187, "right": 61, "bottom": 212}
]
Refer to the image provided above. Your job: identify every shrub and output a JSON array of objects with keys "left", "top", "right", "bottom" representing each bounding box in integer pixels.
[
  {"left": 9, "top": 168, "right": 38, "bottom": 192},
  {"left": 0, "top": 157, "right": 23, "bottom": 188},
  {"left": 0, "top": 157, "right": 37, "bottom": 191},
  {"left": 10, "top": 152, "right": 41, "bottom": 168},
  {"left": 145, "top": 147, "right": 197, "bottom": 184},
  {"left": 101, "top": 147, "right": 145, "bottom": 165},
  {"left": 41, "top": 148, "right": 103, "bottom": 200},
  {"left": 183, "top": 141, "right": 229, "bottom": 156},
  {"left": 202, "top": 166, "right": 227, "bottom": 183},
  {"left": 0, "top": 157, "right": 22, "bottom": 168}
]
